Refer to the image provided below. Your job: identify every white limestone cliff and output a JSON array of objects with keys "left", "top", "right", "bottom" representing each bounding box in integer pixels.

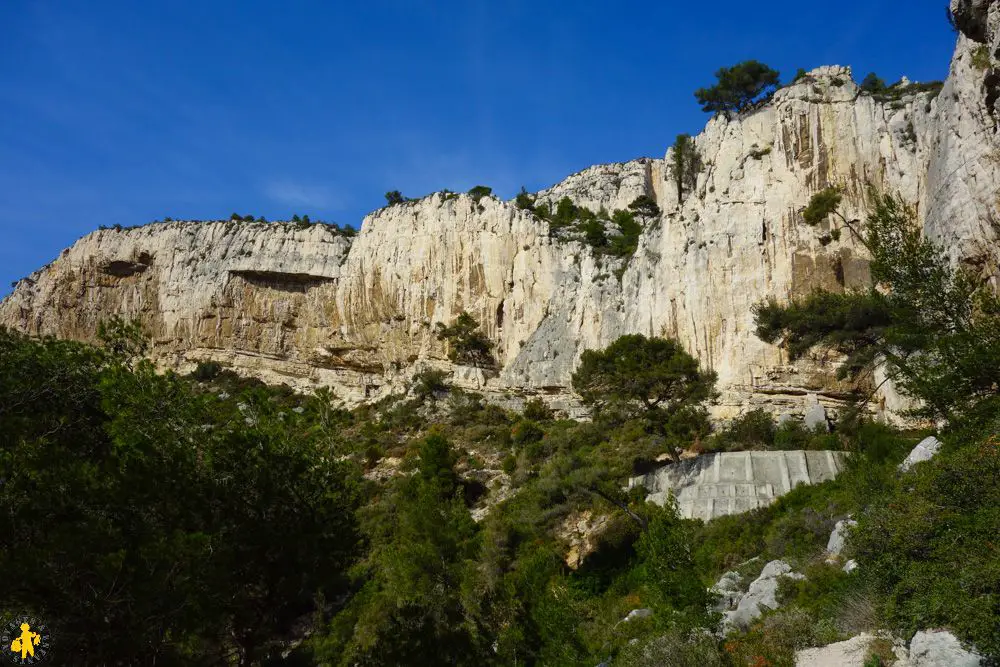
[{"left": 3, "top": 3, "right": 999, "bottom": 417}]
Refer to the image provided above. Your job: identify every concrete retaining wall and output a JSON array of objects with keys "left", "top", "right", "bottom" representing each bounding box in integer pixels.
[{"left": 628, "top": 450, "right": 849, "bottom": 521}]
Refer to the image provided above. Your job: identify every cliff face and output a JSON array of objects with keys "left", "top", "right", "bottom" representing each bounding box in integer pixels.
[{"left": 3, "top": 7, "right": 999, "bottom": 418}]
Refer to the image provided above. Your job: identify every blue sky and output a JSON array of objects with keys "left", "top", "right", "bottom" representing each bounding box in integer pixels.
[{"left": 0, "top": 1, "right": 955, "bottom": 294}]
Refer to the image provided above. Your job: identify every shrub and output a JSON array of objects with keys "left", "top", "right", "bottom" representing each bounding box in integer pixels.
[
  {"left": 711, "top": 408, "right": 776, "bottom": 451},
  {"left": 551, "top": 196, "right": 579, "bottom": 232},
  {"left": 723, "top": 607, "right": 816, "bottom": 667},
  {"left": 523, "top": 398, "right": 555, "bottom": 422},
  {"left": 192, "top": 360, "right": 223, "bottom": 381},
  {"left": 467, "top": 185, "right": 493, "bottom": 202},
  {"left": 851, "top": 436, "right": 1000, "bottom": 657},
  {"left": 579, "top": 217, "right": 608, "bottom": 248},
  {"left": 860, "top": 73, "right": 887, "bottom": 95},
  {"left": 412, "top": 368, "right": 449, "bottom": 399},
  {"left": 511, "top": 420, "right": 544, "bottom": 446},
  {"left": 971, "top": 44, "right": 993, "bottom": 71},
  {"left": 435, "top": 312, "right": 495, "bottom": 367},
  {"left": 515, "top": 186, "right": 536, "bottom": 211},
  {"left": 615, "top": 629, "right": 724, "bottom": 667},
  {"left": 610, "top": 210, "right": 642, "bottom": 258},
  {"left": 627, "top": 195, "right": 661, "bottom": 220},
  {"left": 384, "top": 190, "right": 405, "bottom": 206}
]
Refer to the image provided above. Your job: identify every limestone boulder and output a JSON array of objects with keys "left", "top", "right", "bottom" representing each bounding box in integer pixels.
[
  {"left": 723, "top": 560, "right": 804, "bottom": 630},
  {"left": 902, "top": 629, "right": 982, "bottom": 666},
  {"left": 899, "top": 436, "right": 943, "bottom": 473},
  {"left": 796, "top": 633, "right": 905, "bottom": 667},
  {"left": 803, "top": 397, "right": 829, "bottom": 432}
]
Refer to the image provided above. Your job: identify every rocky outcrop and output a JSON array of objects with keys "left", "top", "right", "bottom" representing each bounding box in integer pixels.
[
  {"left": 795, "top": 633, "right": 907, "bottom": 667},
  {"left": 904, "top": 629, "right": 983, "bottom": 666},
  {"left": 825, "top": 517, "right": 857, "bottom": 561},
  {"left": 796, "top": 629, "right": 984, "bottom": 667},
  {"left": 628, "top": 450, "right": 848, "bottom": 520},
  {"left": 899, "top": 436, "right": 944, "bottom": 472},
  {"left": 3, "top": 5, "right": 1000, "bottom": 416},
  {"left": 720, "top": 560, "right": 804, "bottom": 630}
]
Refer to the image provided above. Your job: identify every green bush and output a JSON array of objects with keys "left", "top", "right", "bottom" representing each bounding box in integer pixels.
[
  {"left": 384, "top": 190, "right": 406, "bottom": 206},
  {"left": 436, "top": 313, "right": 495, "bottom": 367},
  {"left": 971, "top": 44, "right": 992, "bottom": 71},
  {"left": 722, "top": 607, "right": 816, "bottom": 667},
  {"left": 512, "top": 419, "right": 545, "bottom": 446},
  {"left": 413, "top": 368, "right": 449, "bottom": 399},
  {"left": 709, "top": 408, "right": 776, "bottom": 451},
  {"left": 523, "top": 398, "right": 555, "bottom": 422},
  {"left": 467, "top": 185, "right": 492, "bottom": 201},
  {"left": 192, "top": 359, "right": 223, "bottom": 381},
  {"left": 860, "top": 72, "right": 887, "bottom": 95},
  {"left": 515, "top": 186, "right": 535, "bottom": 211},
  {"left": 852, "top": 435, "right": 1000, "bottom": 657}
]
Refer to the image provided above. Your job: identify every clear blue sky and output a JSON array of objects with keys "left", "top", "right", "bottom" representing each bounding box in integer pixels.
[{"left": 0, "top": 1, "right": 955, "bottom": 294}]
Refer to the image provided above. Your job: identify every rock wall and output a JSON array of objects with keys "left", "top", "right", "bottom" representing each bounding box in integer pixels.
[
  {"left": 3, "top": 5, "right": 1000, "bottom": 417},
  {"left": 628, "top": 450, "right": 849, "bottom": 521}
]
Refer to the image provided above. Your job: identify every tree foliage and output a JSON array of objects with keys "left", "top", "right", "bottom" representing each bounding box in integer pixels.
[
  {"left": 0, "top": 329, "right": 361, "bottom": 665},
  {"left": 316, "top": 432, "right": 483, "bottom": 666},
  {"left": 755, "top": 189, "right": 1000, "bottom": 422},
  {"left": 694, "top": 60, "right": 781, "bottom": 113},
  {"left": 800, "top": 186, "right": 844, "bottom": 226},
  {"left": 572, "top": 335, "right": 717, "bottom": 461},
  {"left": 384, "top": 190, "right": 406, "bottom": 206},
  {"left": 636, "top": 503, "right": 715, "bottom": 628},
  {"left": 514, "top": 186, "right": 535, "bottom": 211},
  {"left": 668, "top": 134, "right": 702, "bottom": 203},
  {"left": 467, "top": 185, "right": 492, "bottom": 202},
  {"left": 435, "top": 312, "right": 495, "bottom": 368},
  {"left": 628, "top": 195, "right": 661, "bottom": 220},
  {"left": 859, "top": 72, "right": 887, "bottom": 95}
]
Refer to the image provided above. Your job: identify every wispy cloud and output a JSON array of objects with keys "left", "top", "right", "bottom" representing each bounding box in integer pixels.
[{"left": 263, "top": 181, "right": 341, "bottom": 210}]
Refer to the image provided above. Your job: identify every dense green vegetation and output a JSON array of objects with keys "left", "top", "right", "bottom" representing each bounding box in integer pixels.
[
  {"left": 0, "top": 325, "right": 362, "bottom": 665},
  {"left": 572, "top": 334, "right": 716, "bottom": 464},
  {"left": 519, "top": 193, "right": 654, "bottom": 262}
]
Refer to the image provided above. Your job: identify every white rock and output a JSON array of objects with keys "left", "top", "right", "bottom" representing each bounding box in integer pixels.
[
  {"left": 842, "top": 559, "right": 858, "bottom": 574},
  {"left": 724, "top": 560, "right": 804, "bottom": 630},
  {"left": 796, "top": 632, "right": 904, "bottom": 667},
  {"left": 710, "top": 571, "right": 743, "bottom": 612},
  {"left": 632, "top": 450, "right": 848, "bottom": 520},
  {"left": 825, "top": 518, "right": 858, "bottom": 559},
  {"left": 903, "top": 629, "right": 982, "bottom": 666},
  {"left": 804, "top": 396, "right": 829, "bottom": 432},
  {"left": 899, "top": 436, "right": 943, "bottom": 473},
  {"left": 622, "top": 608, "right": 653, "bottom": 622}
]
